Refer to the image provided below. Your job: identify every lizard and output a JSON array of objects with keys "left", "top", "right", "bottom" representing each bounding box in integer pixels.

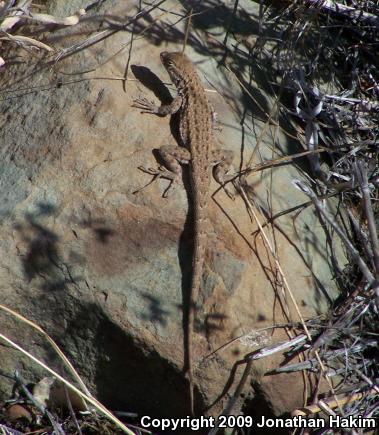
[{"left": 132, "top": 51, "right": 234, "bottom": 415}]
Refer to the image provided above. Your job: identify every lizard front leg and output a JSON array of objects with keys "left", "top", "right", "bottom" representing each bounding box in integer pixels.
[
  {"left": 132, "top": 94, "right": 187, "bottom": 196},
  {"left": 132, "top": 95, "right": 183, "bottom": 116}
]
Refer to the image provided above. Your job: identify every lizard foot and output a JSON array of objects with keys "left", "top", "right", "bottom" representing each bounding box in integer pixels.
[
  {"left": 222, "top": 173, "right": 247, "bottom": 201},
  {"left": 225, "top": 185, "right": 235, "bottom": 200},
  {"left": 134, "top": 166, "right": 178, "bottom": 198},
  {"left": 219, "top": 176, "right": 239, "bottom": 200},
  {"left": 227, "top": 175, "right": 248, "bottom": 200},
  {"left": 132, "top": 98, "right": 158, "bottom": 114}
]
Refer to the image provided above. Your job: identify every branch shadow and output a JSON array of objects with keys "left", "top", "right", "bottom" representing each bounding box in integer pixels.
[{"left": 14, "top": 202, "right": 83, "bottom": 293}]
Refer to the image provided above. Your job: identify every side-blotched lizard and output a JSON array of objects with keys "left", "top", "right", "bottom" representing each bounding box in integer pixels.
[{"left": 133, "top": 51, "right": 234, "bottom": 415}]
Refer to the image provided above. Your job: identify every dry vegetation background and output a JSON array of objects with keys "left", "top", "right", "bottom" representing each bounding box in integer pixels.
[{"left": 0, "top": 0, "right": 378, "bottom": 434}]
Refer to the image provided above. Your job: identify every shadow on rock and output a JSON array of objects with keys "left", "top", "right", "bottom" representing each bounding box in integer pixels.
[
  {"left": 66, "top": 302, "right": 206, "bottom": 429},
  {"left": 15, "top": 202, "right": 83, "bottom": 292}
]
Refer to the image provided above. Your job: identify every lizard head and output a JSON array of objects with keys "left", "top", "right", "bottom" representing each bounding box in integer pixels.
[{"left": 160, "top": 51, "right": 194, "bottom": 86}]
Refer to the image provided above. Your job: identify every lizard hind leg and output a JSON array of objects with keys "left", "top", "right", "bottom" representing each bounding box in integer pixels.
[{"left": 138, "top": 145, "right": 191, "bottom": 198}]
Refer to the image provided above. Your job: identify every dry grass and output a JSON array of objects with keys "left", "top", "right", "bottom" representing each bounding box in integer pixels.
[{"left": 236, "top": 0, "right": 379, "bottom": 429}]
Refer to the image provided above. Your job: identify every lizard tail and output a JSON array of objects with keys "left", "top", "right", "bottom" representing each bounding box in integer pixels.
[{"left": 186, "top": 192, "right": 207, "bottom": 415}]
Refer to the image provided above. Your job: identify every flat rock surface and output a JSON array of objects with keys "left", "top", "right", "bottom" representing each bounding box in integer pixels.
[{"left": 0, "top": 0, "right": 345, "bottom": 420}]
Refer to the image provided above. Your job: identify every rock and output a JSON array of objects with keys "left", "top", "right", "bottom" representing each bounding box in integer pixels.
[{"left": 0, "top": 0, "right": 345, "bottom": 422}]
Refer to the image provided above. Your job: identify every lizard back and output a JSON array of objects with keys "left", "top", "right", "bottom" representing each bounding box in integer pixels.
[{"left": 160, "top": 51, "right": 213, "bottom": 205}]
